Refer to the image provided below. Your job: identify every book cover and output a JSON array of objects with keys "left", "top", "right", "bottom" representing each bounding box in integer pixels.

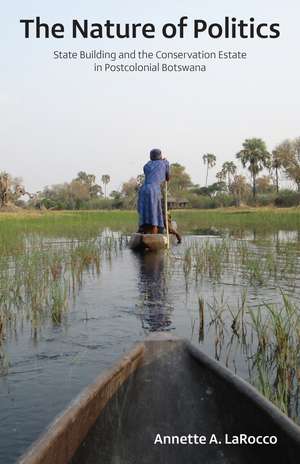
[{"left": 1, "top": 1, "right": 300, "bottom": 463}]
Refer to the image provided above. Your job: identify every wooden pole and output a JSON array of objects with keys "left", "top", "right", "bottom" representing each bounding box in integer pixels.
[{"left": 165, "top": 181, "right": 170, "bottom": 250}]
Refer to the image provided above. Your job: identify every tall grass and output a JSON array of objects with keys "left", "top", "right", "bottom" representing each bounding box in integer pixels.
[
  {"left": 0, "top": 211, "right": 135, "bottom": 256},
  {"left": 0, "top": 234, "right": 127, "bottom": 348},
  {"left": 1, "top": 208, "right": 300, "bottom": 255},
  {"left": 197, "top": 292, "right": 300, "bottom": 423},
  {"left": 248, "top": 294, "right": 300, "bottom": 417},
  {"left": 174, "top": 208, "right": 300, "bottom": 236},
  {"left": 179, "top": 234, "right": 300, "bottom": 422},
  {"left": 180, "top": 238, "right": 300, "bottom": 287}
]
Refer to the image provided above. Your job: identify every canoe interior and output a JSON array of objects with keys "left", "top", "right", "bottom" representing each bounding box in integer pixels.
[
  {"left": 129, "top": 233, "right": 170, "bottom": 251},
  {"left": 71, "top": 337, "right": 300, "bottom": 464},
  {"left": 20, "top": 335, "right": 300, "bottom": 464}
]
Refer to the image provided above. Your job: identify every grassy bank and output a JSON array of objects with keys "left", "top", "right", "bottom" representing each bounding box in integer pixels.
[
  {"left": 0, "top": 211, "right": 137, "bottom": 255},
  {"left": 0, "top": 210, "right": 137, "bottom": 235},
  {"left": 173, "top": 207, "right": 300, "bottom": 234},
  {"left": 0, "top": 208, "right": 300, "bottom": 252}
]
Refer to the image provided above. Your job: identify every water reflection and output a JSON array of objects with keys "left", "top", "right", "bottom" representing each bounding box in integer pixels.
[
  {"left": 226, "top": 229, "right": 300, "bottom": 243},
  {"left": 135, "top": 252, "right": 173, "bottom": 332}
]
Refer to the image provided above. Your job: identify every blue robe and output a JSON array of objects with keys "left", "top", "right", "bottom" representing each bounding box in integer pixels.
[{"left": 137, "top": 159, "right": 169, "bottom": 228}]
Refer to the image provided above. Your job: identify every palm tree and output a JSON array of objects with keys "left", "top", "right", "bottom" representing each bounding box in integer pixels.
[
  {"left": 216, "top": 171, "right": 225, "bottom": 182},
  {"left": 236, "top": 138, "right": 270, "bottom": 200},
  {"left": 76, "top": 171, "right": 96, "bottom": 187},
  {"left": 271, "top": 149, "right": 282, "bottom": 193},
  {"left": 101, "top": 175, "right": 110, "bottom": 199},
  {"left": 221, "top": 161, "right": 237, "bottom": 188},
  {"left": 202, "top": 153, "right": 216, "bottom": 187}
]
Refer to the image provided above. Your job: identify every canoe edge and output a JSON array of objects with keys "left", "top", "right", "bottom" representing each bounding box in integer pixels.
[
  {"left": 18, "top": 343, "right": 145, "bottom": 464},
  {"left": 187, "top": 342, "right": 300, "bottom": 443}
]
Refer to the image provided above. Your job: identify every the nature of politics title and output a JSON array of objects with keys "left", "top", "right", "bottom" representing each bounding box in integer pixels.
[{"left": 19, "top": 16, "right": 280, "bottom": 39}]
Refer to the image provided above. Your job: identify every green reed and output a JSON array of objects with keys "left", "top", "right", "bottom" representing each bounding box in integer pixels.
[
  {"left": 0, "top": 233, "right": 126, "bottom": 344},
  {"left": 180, "top": 238, "right": 300, "bottom": 288},
  {"left": 248, "top": 294, "right": 300, "bottom": 418},
  {"left": 0, "top": 211, "right": 136, "bottom": 256},
  {"left": 198, "top": 291, "right": 300, "bottom": 424}
]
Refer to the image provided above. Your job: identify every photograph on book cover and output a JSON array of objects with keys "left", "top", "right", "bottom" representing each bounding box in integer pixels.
[{"left": 1, "top": 0, "right": 300, "bottom": 463}]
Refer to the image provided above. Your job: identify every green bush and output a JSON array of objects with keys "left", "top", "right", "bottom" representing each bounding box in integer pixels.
[
  {"left": 187, "top": 194, "right": 218, "bottom": 209},
  {"left": 274, "top": 190, "right": 300, "bottom": 207},
  {"left": 247, "top": 194, "right": 277, "bottom": 207},
  {"left": 80, "top": 198, "right": 116, "bottom": 210},
  {"left": 214, "top": 193, "right": 236, "bottom": 208},
  {"left": 187, "top": 193, "right": 236, "bottom": 209}
]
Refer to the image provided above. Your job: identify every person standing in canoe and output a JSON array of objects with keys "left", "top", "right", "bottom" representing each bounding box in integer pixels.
[{"left": 138, "top": 148, "right": 170, "bottom": 234}]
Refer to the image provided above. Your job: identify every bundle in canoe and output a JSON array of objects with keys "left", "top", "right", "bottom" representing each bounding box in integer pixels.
[{"left": 19, "top": 333, "right": 300, "bottom": 464}]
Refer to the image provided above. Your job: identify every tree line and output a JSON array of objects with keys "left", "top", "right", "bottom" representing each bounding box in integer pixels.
[
  {"left": 203, "top": 136, "right": 300, "bottom": 198},
  {"left": 1, "top": 136, "right": 300, "bottom": 210}
]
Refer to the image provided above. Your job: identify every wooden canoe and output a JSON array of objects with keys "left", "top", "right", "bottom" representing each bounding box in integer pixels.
[
  {"left": 19, "top": 333, "right": 300, "bottom": 464},
  {"left": 128, "top": 233, "right": 170, "bottom": 251}
]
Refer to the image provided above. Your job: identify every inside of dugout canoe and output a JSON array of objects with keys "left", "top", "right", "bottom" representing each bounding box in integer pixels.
[{"left": 71, "top": 335, "right": 300, "bottom": 464}]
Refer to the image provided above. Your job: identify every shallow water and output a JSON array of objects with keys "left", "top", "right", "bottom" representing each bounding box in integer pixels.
[{"left": 0, "top": 230, "right": 300, "bottom": 463}]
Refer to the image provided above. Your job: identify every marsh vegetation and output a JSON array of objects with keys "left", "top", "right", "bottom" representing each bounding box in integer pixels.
[
  {"left": 0, "top": 209, "right": 300, "bottom": 463},
  {"left": 0, "top": 230, "right": 128, "bottom": 361},
  {"left": 176, "top": 234, "right": 300, "bottom": 420}
]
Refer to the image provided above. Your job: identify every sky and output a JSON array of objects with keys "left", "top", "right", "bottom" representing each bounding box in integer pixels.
[{"left": 1, "top": 0, "right": 300, "bottom": 193}]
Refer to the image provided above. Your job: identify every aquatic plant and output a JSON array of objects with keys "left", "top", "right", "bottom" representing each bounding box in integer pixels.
[
  {"left": 198, "top": 291, "right": 300, "bottom": 424},
  {"left": 0, "top": 232, "right": 127, "bottom": 342},
  {"left": 248, "top": 294, "right": 300, "bottom": 419},
  {"left": 180, "top": 237, "right": 300, "bottom": 289}
]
